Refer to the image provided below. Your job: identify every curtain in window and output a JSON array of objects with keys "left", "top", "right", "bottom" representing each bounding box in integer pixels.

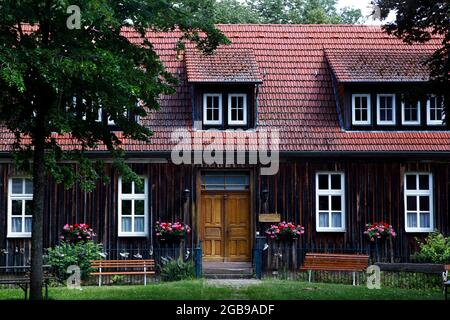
[
  {"left": 134, "top": 217, "right": 144, "bottom": 233},
  {"left": 319, "top": 213, "right": 329, "bottom": 228},
  {"left": 12, "top": 218, "right": 22, "bottom": 233},
  {"left": 331, "top": 213, "right": 342, "bottom": 228},
  {"left": 122, "top": 217, "right": 132, "bottom": 232},
  {"left": 419, "top": 213, "right": 430, "bottom": 228},
  {"left": 407, "top": 213, "right": 417, "bottom": 228}
]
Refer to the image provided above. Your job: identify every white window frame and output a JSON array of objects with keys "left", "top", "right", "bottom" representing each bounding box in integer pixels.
[
  {"left": 7, "top": 178, "right": 33, "bottom": 238},
  {"left": 377, "top": 94, "right": 396, "bottom": 125},
  {"left": 315, "top": 172, "right": 346, "bottom": 232},
  {"left": 118, "top": 176, "right": 149, "bottom": 237},
  {"left": 203, "top": 94, "right": 223, "bottom": 125},
  {"left": 404, "top": 173, "right": 434, "bottom": 233},
  {"left": 401, "top": 100, "right": 421, "bottom": 125},
  {"left": 426, "top": 95, "right": 445, "bottom": 125},
  {"left": 228, "top": 94, "right": 247, "bottom": 125},
  {"left": 352, "top": 94, "right": 371, "bottom": 125}
]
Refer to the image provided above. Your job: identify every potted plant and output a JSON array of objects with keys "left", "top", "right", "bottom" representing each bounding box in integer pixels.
[
  {"left": 265, "top": 221, "right": 305, "bottom": 241},
  {"left": 155, "top": 221, "right": 191, "bottom": 243},
  {"left": 365, "top": 221, "right": 396, "bottom": 262}
]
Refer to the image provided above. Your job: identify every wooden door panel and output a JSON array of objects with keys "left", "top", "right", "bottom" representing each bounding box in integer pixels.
[
  {"left": 225, "top": 194, "right": 251, "bottom": 261},
  {"left": 201, "top": 195, "right": 224, "bottom": 261}
]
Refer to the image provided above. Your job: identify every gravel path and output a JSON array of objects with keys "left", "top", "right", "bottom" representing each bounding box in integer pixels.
[{"left": 206, "top": 279, "right": 262, "bottom": 288}]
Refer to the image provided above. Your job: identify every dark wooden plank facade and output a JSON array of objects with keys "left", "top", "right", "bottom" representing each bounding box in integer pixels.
[{"left": 0, "top": 157, "right": 449, "bottom": 266}]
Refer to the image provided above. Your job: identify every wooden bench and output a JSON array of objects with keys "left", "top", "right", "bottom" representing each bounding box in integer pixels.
[
  {"left": 443, "top": 264, "right": 450, "bottom": 300},
  {"left": 299, "top": 253, "right": 369, "bottom": 285},
  {"left": 90, "top": 259, "right": 155, "bottom": 286},
  {"left": 0, "top": 265, "right": 54, "bottom": 300}
]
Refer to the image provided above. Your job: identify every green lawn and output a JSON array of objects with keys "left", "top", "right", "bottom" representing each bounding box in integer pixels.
[{"left": 0, "top": 280, "right": 444, "bottom": 300}]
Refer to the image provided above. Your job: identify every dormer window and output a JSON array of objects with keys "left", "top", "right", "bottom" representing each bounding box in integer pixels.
[
  {"left": 377, "top": 94, "right": 396, "bottom": 125},
  {"left": 427, "top": 95, "right": 444, "bottom": 125},
  {"left": 401, "top": 99, "right": 420, "bottom": 125},
  {"left": 228, "top": 94, "right": 247, "bottom": 125},
  {"left": 203, "top": 94, "right": 223, "bottom": 125},
  {"left": 352, "top": 94, "right": 371, "bottom": 125}
]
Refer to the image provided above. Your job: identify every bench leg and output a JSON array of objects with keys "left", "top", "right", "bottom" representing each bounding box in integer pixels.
[
  {"left": 308, "top": 270, "right": 312, "bottom": 283},
  {"left": 352, "top": 272, "right": 356, "bottom": 286},
  {"left": 24, "top": 284, "right": 28, "bottom": 300}
]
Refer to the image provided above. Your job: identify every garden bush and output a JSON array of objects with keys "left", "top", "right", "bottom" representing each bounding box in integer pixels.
[
  {"left": 158, "top": 257, "right": 195, "bottom": 282},
  {"left": 47, "top": 241, "right": 103, "bottom": 281},
  {"left": 411, "top": 231, "right": 450, "bottom": 264}
]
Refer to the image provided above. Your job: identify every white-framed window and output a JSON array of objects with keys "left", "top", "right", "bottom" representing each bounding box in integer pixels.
[
  {"left": 404, "top": 173, "right": 433, "bottom": 233},
  {"left": 315, "top": 172, "right": 346, "bottom": 232},
  {"left": 203, "top": 94, "right": 222, "bottom": 125},
  {"left": 401, "top": 100, "right": 421, "bottom": 125},
  {"left": 118, "top": 176, "right": 148, "bottom": 237},
  {"left": 228, "top": 94, "right": 247, "bottom": 125},
  {"left": 7, "top": 178, "right": 33, "bottom": 238},
  {"left": 426, "top": 95, "right": 444, "bottom": 125},
  {"left": 352, "top": 94, "right": 371, "bottom": 125},
  {"left": 377, "top": 94, "right": 396, "bottom": 125}
]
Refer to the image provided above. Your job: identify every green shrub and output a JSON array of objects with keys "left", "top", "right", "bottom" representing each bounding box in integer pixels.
[
  {"left": 157, "top": 257, "right": 195, "bottom": 282},
  {"left": 413, "top": 231, "right": 450, "bottom": 264},
  {"left": 47, "top": 241, "right": 103, "bottom": 281}
]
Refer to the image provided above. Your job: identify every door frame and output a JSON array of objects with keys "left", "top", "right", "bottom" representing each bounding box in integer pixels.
[{"left": 196, "top": 169, "right": 255, "bottom": 262}]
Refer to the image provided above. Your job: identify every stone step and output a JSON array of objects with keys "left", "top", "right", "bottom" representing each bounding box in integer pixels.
[
  {"left": 203, "top": 268, "right": 253, "bottom": 275},
  {"left": 203, "top": 273, "right": 254, "bottom": 279}
]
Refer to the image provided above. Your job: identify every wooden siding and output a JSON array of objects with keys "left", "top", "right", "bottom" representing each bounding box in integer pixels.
[
  {"left": 256, "top": 158, "right": 450, "bottom": 263},
  {"left": 0, "top": 158, "right": 449, "bottom": 265}
]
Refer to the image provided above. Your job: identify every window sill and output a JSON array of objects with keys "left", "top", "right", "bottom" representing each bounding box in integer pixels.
[
  {"left": 405, "top": 228, "right": 433, "bottom": 233},
  {"left": 7, "top": 233, "right": 31, "bottom": 239},
  {"left": 118, "top": 233, "right": 148, "bottom": 238},
  {"left": 316, "top": 228, "right": 346, "bottom": 233}
]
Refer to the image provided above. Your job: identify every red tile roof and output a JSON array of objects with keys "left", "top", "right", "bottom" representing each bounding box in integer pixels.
[
  {"left": 325, "top": 49, "right": 432, "bottom": 82},
  {"left": 1, "top": 24, "right": 449, "bottom": 154},
  {"left": 185, "top": 46, "right": 263, "bottom": 83}
]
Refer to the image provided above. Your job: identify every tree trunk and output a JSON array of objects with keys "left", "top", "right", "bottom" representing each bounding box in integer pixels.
[{"left": 29, "top": 132, "right": 46, "bottom": 300}]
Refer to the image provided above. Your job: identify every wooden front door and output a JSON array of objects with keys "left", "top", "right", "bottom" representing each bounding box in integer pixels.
[{"left": 201, "top": 192, "right": 251, "bottom": 262}]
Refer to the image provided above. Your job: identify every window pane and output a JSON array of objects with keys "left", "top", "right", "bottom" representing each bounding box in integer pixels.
[
  {"left": 206, "top": 108, "right": 213, "bottom": 121},
  {"left": 12, "top": 179, "right": 23, "bottom": 194},
  {"left": 418, "top": 175, "right": 429, "bottom": 190},
  {"left": 331, "top": 212, "right": 342, "bottom": 228},
  {"left": 135, "top": 179, "right": 145, "bottom": 194},
  {"left": 122, "top": 200, "right": 132, "bottom": 215},
  {"left": 135, "top": 200, "right": 145, "bottom": 216},
  {"left": 406, "top": 196, "right": 417, "bottom": 211},
  {"left": 318, "top": 196, "right": 329, "bottom": 210},
  {"left": 25, "top": 179, "right": 33, "bottom": 194},
  {"left": 134, "top": 217, "right": 144, "bottom": 232},
  {"left": 121, "top": 217, "right": 132, "bottom": 232},
  {"left": 319, "top": 212, "right": 329, "bottom": 228},
  {"left": 25, "top": 218, "right": 32, "bottom": 233},
  {"left": 122, "top": 181, "right": 132, "bottom": 194},
  {"left": 407, "top": 213, "right": 417, "bottom": 228},
  {"left": 12, "top": 200, "right": 22, "bottom": 216},
  {"left": 25, "top": 200, "right": 33, "bottom": 215},
  {"left": 406, "top": 175, "right": 416, "bottom": 190},
  {"left": 12, "top": 218, "right": 22, "bottom": 233},
  {"left": 419, "top": 196, "right": 430, "bottom": 211},
  {"left": 318, "top": 174, "right": 328, "bottom": 190},
  {"left": 331, "top": 196, "right": 341, "bottom": 210},
  {"left": 419, "top": 213, "right": 430, "bottom": 228},
  {"left": 331, "top": 174, "right": 341, "bottom": 190}
]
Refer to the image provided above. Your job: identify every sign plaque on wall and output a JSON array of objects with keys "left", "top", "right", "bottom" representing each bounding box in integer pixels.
[{"left": 259, "top": 213, "right": 281, "bottom": 223}]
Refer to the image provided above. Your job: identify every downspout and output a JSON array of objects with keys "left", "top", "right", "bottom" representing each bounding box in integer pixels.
[{"left": 190, "top": 84, "right": 196, "bottom": 129}]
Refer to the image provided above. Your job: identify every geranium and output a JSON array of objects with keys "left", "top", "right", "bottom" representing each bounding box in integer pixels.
[
  {"left": 364, "top": 221, "right": 396, "bottom": 242},
  {"left": 265, "top": 221, "right": 304, "bottom": 241},
  {"left": 155, "top": 221, "right": 191, "bottom": 241},
  {"left": 60, "top": 223, "right": 96, "bottom": 244}
]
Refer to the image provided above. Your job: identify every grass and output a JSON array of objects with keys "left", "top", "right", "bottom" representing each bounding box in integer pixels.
[{"left": 0, "top": 279, "right": 444, "bottom": 300}]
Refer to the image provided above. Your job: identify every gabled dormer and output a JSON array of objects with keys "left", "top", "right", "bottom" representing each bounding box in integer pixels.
[
  {"left": 185, "top": 46, "right": 263, "bottom": 130},
  {"left": 325, "top": 49, "right": 445, "bottom": 131}
]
